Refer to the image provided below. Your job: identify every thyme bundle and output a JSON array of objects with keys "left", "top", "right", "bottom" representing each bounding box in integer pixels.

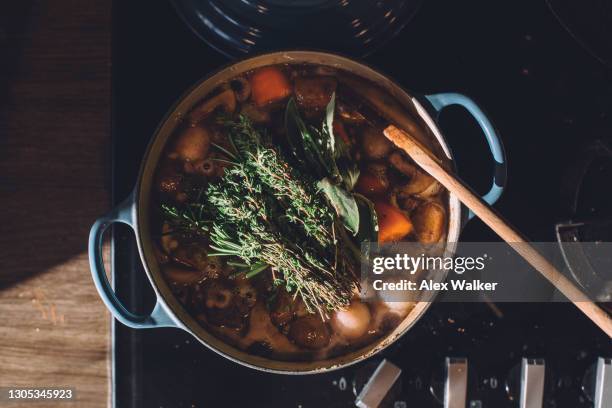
[{"left": 162, "top": 115, "right": 357, "bottom": 317}]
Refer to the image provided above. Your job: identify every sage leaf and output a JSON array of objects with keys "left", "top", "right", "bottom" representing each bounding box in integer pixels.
[
  {"left": 318, "top": 177, "right": 360, "bottom": 236},
  {"left": 354, "top": 193, "right": 379, "bottom": 243}
]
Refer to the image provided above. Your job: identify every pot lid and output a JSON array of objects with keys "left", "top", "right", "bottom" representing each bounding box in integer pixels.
[{"left": 170, "top": 0, "right": 423, "bottom": 58}]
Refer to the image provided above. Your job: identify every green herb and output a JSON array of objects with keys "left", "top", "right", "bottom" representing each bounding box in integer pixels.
[
  {"left": 317, "top": 177, "right": 360, "bottom": 236},
  {"left": 163, "top": 115, "right": 357, "bottom": 317},
  {"left": 161, "top": 197, "right": 210, "bottom": 238},
  {"left": 284, "top": 94, "right": 373, "bottom": 238},
  {"left": 354, "top": 193, "right": 379, "bottom": 243}
]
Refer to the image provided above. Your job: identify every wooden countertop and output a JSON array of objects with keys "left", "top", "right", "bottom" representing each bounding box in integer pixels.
[{"left": 0, "top": 1, "right": 111, "bottom": 407}]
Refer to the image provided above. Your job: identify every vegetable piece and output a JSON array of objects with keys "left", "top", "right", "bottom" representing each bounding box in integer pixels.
[
  {"left": 361, "top": 126, "right": 394, "bottom": 159},
  {"left": 203, "top": 279, "right": 255, "bottom": 330},
  {"left": 412, "top": 201, "right": 445, "bottom": 243},
  {"left": 356, "top": 164, "right": 388, "bottom": 195},
  {"left": 173, "top": 125, "right": 211, "bottom": 162},
  {"left": 190, "top": 152, "right": 230, "bottom": 179},
  {"left": 288, "top": 315, "right": 331, "bottom": 349},
  {"left": 397, "top": 171, "right": 441, "bottom": 197},
  {"left": 355, "top": 172, "right": 388, "bottom": 195},
  {"left": 294, "top": 76, "right": 337, "bottom": 112},
  {"left": 331, "top": 301, "right": 371, "bottom": 339},
  {"left": 156, "top": 158, "right": 184, "bottom": 197},
  {"left": 189, "top": 89, "right": 236, "bottom": 123},
  {"left": 236, "top": 281, "right": 257, "bottom": 307},
  {"left": 389, "top": 152, "right": 441, "bottom": 197},
  {"left": 204, "top": 282, "right": 234, "bottom": 309},
  {"left": 374, "top": 201, "right": 413, "bottom": 243},
  {"left": 250, "top": 66, "right": 291, "bottom": 107},
  {"left": 391, "top": 194, "right": 421, "bottom": 212},
  {"left": 318, "top": 177, "right": 360, "bottom": 236}
]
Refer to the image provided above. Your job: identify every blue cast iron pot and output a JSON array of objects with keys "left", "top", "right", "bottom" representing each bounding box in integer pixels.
[{"left": 89, "top": 51, "right": 506, "bottom": 374}]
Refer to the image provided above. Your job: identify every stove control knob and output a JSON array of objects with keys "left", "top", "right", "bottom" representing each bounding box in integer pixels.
[
  {"left": 505, "top": 358, "right": 545, "bottom": 408},
  {"left": 582, "top": 357, "right": 612, "bottom": 408},
  {"left": 355, "top": 359, "right": 402, "bottom": 408},
  {"left": 444, "top": 357, "right": 468, "bottom": 408},
  {"left": 430, "top": 357, "right": 468, "bottom": 408}
]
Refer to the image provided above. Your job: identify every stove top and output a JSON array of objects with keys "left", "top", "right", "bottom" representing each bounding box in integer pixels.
[{"left": 111, "top": 1, "right": 612, "bottom": 407}]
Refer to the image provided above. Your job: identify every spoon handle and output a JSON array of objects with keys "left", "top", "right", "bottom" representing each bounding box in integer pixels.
[{"left": 384, "top": 125, "right": 612, "bottom": 337}]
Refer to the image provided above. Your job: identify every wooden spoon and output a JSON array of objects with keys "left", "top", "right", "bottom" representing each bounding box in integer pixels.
[{"left": 384, "top": 125, "right": 612, "bottom": 337}]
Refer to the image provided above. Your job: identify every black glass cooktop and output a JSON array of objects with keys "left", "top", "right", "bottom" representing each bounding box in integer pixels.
[{"left": 111, "top": 1, "right": 611, "bottom": 407}]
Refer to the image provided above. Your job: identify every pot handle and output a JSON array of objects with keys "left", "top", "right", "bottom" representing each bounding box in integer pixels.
[
  {"left": 88, "top": 192, "right": 176, "bottom": 329},
  {"left": 424, "top": 93, "right": 507, "bottom": 220}
]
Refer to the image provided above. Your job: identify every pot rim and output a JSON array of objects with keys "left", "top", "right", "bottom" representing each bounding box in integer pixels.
[{"left": 129, "top": 50, "right": 462, "bottom": 374}]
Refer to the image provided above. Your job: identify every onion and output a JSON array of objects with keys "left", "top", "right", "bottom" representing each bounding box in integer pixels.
[{"left": 331, "top": 302, "right": 371, "bottom": 340}]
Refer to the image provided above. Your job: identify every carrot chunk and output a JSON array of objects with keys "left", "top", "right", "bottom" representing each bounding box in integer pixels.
[
  {"left": 250, "top": 67, "right": 291, "bottom": 107},
  {"left": 374, "top": 201, "right": 413, "bottom": 243}
]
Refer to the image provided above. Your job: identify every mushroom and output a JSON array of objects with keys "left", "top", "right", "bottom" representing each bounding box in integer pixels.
[
  {"left": 244, "top": 303, "right": 300, "bottom": 352},
  {"left": 390, "top": 194, "right": 421, "bottom": 212},
  {"left": 203, "top": 257, "right": 223, "bottom": 279},
  {"left": 155, "top": 159, "right": 184, "bottom": 197},
  {"left": 412, "top": 201, "right": 446, "bottom": 243},
  {"left": 236, "top": 281, "right": 257, "bottom": 308},
  {"left": 188, "top": 89, "right": 236, "bottom": 123},
  {"left": 230, "top": 76, "right": 251, "bottom": 102},
  {"left": 361, "top": 126, "right": 394, "bottom": 159},
  {"left": 203, "top": 281, "right": 250, "bottom": 329},
  {"left": 389, "top": 152, "right": 441, "bottom": 198},
  {"left": 205, "top": 283, "right": 233, "bottom": 309},
  {"left": 173, "top": 125, "right": 212, "bottom": 162},
  {"left": 288, "top": 315, "right": 331, "bottom": 350},
  {"left": 330, "top": 302, "right": 371, "bottom": 340}
]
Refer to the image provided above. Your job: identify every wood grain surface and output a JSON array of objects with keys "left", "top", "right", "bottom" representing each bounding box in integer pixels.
[{"left": 0, "top": 1, "right": 111, "bottom": 407}]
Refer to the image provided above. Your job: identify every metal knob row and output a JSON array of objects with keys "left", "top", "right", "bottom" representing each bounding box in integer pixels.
[{"left": 354, "top": 356, "right": 611, "bottom": 408}]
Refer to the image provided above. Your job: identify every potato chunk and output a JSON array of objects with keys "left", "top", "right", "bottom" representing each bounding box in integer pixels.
[
  {"left": 412, "top": 201, "right": 446, "bottom": 243},
  {"left": 331, "top": 302, "right": 371, "bottom": 340},
  {"left": 173, "top": 125, "right": 211, "bottom": 162}
]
